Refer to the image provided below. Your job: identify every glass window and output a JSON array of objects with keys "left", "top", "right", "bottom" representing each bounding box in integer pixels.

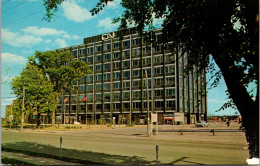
[
  {"left": 95, "top": 84, "right": 102, "bottom": 91},
  {"left": 96, "top": 103, "right": 102, "bottom": 109},
  {"left": 113, "top": 42, "right": 121, "bottom": 49},
  {"left": 132, "top": 59, "right": 141, "bottom": 66},
  {"left": 113, "top": 92, "right": 120, "bottom": 99},
  {"left": 166, "top": 77, "right": 174, "bottom": 85},
  {"left": 123, "top": 81, "right": 130, "bottom": 88},
  {"left": 87, "top": 75, "right": 93, "bottom": 82},
  {"left": 123, "top": 91, "right": 130, "bottom": 99},
  {"left": 122, "top": 50, "right": 130, "bottom": 58},
  {"left": 166, "top": 65, "right": 175, "bottom": 74},
  {"left": 104, "top": 73, "right": 110, "bottom": 80},
  {"left": 113, "top": 61, "right": 121, "bottom": 69},
  {"left": 87, "top": 47, "right": 93, "bottom": 55},
  {"left": 132, "top": 38, "right": 141, "bottom": 45},
  {"left": 154, "top": 101, "right": 164, "bottom": 108},
  {"left": 132, "top": 80, "right": 141, "bottom": 87},
  {"left": 87, "top": 56, "right": 93, "bottom": 63},
  {"left": 80, "top": 85, "right": 85, "bottom": 92},
  {"left": 104, "top": 83, "right": 110, "bottom": 90},
  {"left": 154, "top": 77, "right": 163, "bottom": 86},
  {"left": 123, "top": 60, "right": 130, "bottom": 68},
  {"left": 142, "top": 68, "right": 151, "bottom": 76},
  {"left": 123, "top": 71, "right": 130, "bottom": 78},
  {"left": 95, "top": 74, "right": 102, "bottom": 81},
  {"left": 113, "top": 52, "right": 121, "bottom": 59},
  {"left": 80, "top": 48, "right": 86, "bottom": 55},
  {"left": 95, "top": 93, "right": 102, "bottom": 100},
  {"left": 104, "top": 44, "right": 111, "bottom": 51},
  {"left": 104, "top": 63, "right": 111, "bottom": 70},
  {"left": 81, "top": 76, "right": 86, "bottom": 83},
  {"left": 113, "top": 72, "right": 121, "bottom": 79},
  {"left": 87, "top": 85, "right": 93, "bottom": 91},
  {"left": 154, "top": 67, "right": 163, "bottom": 75},
  {"left": 154, "top": 89, "right": 164, "bottom": 97},
  {"left": 104, "top": 93, "right": 110, "bottom": 100},
  {"left": 96, "top": 45, "right": 102, "bottom": 52},
  {"left": 132, "top": 48, "right": 141, "bottom": 56},
  {"left": 132, "top": 102, "right": 141, "bottom": 109},
  {"left": 165, "top": 54, "right": 174, "bottom": 62},
  {"left": 166, "top": 100, "right": 175, "bottom": 108},
  {"left": 154, "top": 56, "right": 163, "bottom": 63},
  {"left": 95, "top": 54, "right": 102, "bottom": 62},
  {"left": 87, "top": 94, "right": 93, "bottom": 102},
  {"left": 142, "top": 57, "right": 151, "bottom": 65},
  {"left": 123, "top": 102, "right": 130, "bottom": 109},
  {"left": 132, "top": 69, "right": 141, "bottom": 77},
  {"left": 113, "top": 103, "right": 121, "bottom": 109},
  {"left": 95, "top": 64, "right": 102, "bottom": 71},
  {"left": 166, "top": 88, "right": 175, "bottom": 96},
  {"left": 72, "top": 50, "right": 77, "bottom": 57},
  {"left": 104, "top": 53, "right": 111, "bottom": 60},
  {"left": 123, "top": 40, "right": 130, "bottom": 47},
  {"left": 113, "top": 82, "right": 121, "bottom": 89},
  {"left": 104, "top": 103, "right": 110, "bottom": 109},
  {"left": 133, "top": 91, "right": 141, "bottom": 98}
]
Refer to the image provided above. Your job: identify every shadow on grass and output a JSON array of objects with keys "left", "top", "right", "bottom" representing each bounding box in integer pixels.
[
  {"left": 2, "top": 156, "right": 34, "bottom": 165},
  {"left": 168, "top": 157, "right": 205, "bottom": 165},
  {"left": 2, "top": 141, "right": 153, "bottom": 165}
]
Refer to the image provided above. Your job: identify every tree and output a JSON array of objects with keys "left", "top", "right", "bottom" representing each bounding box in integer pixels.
[
  {"left": 28, "top": 51, "right": 92, "bottom": 126},
  {"left": 11, "top": 64, "right": 55, "bottom": 128},
  {"left": 43, "top": 0, "right": 258, "bottom": 158}
]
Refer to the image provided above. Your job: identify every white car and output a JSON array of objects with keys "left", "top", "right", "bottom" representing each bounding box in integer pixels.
[{"left": 195, "top": 121, "right": 209, "bottom": 127}]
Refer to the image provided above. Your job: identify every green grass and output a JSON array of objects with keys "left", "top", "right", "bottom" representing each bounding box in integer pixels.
[{"left": 1, "top": 156, "right": 33, "bottom": 165}]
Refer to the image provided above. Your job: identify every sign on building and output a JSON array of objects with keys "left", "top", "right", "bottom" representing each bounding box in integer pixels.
[
  {"left": 174, "top": 113, "right": 184, "bottom": 122},
  {"left": 102, "top": 32, "right": 115, "bottom": 40}
]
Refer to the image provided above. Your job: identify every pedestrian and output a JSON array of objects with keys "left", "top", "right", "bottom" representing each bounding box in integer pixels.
[{"left": 226, "top": 120, "right": 230, "bottom": 127}]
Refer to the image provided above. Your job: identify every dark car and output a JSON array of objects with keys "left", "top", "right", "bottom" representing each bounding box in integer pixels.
[{"left": 195, "top": 121, "right": 209, "bottom": 127}]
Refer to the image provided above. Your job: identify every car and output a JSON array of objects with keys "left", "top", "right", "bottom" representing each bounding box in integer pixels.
[{"left": 195, "top": 121, "right": 209, "bottom": 127}]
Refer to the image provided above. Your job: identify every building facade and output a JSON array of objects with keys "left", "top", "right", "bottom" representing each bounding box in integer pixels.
[{"left": 55, "top": 28, "right": 207, "bottom": 125}]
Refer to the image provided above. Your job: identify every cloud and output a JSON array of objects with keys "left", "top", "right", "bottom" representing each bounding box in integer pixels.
[
  {"left": 22, "top": 26, "right": 66, "bottom": 36},
  {"left": 63, "top": 34, "right": 80, "bottom": 40},
  {"left": 1, "top": 76, "right": 15, "bottom": 84},
  {"left": 107, "top": 0, "right": 121, "bottom": 9},
  {"left": 97, "top": 17, "right": 119, "bottom": 31},
  {"left": 45, "top": 39, "right": 51, "bottom": 44},
  {"left": 62, "top": 1, "right": 94, "bottom": 23},
  {"left": 208, "top": 99, "right": 227, "bottom": 103},
  {"left": 55, "top": 39, "right": 67, "bottom": 48},
  {"left": 2, "top": 28, "right": 43, "bottom": 47},
  {"left": 1, "top": 53, "right": 27, "bottom": 65}
]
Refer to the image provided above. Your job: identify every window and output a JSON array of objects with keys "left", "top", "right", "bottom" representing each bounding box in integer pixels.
[
  {"left": 154, "top": 89, "right": 164, "bottom": 97},
  {"left": 132, "top": 38, "right": 141, "bottom": 45},
  {"left": 166, "top": 100, "right": 175, "bottom": 108},
  {"left": 104, "top": 44, "right": 111, "bottom": 51},
  {"left": 87, "top": 85, "right": 93, "bottom": 91},
  {"left": 132, "top": 102, "right": 141, "bottom": 109},
  {"left": 154, "top": 101, "right": 164, "bottom": 108},
  {"left": 143, "top": 46, "right": 151, "bottom": 54},
  {"left": 123, "top": 50, "right": 130, "bottom": 58},
  {"left": 154, "top": 56, "right": 163, "bottom": 63},
  {"left": 123, "top": 102, "right": 130, "bottom": 109},
  {"left": 154, "top": 67, "right": 163, "bottom": 75},
  {"left": 123, "top": 60, "right": 130, "bottom": 68},
  {"left": 87, "top": 56, "right": 93, "bottom": 63},
  {"left": 87, "top": 47, "right": 93, "bottom": 55},
  {"left": 142, "top": 79, "right": 151, "bottom": 87},
  {"left": 133, "top": 91, "right": 141, "bottom": 98},
  {"left": 87, "top": 104, "right": 93, "bottom": 110},
  {"left": 113, "top": 61, "right": 121, "bottom": 69},
  {"left": 166, "top": 77, "right": 174, "bottom": 85},
  {"left": 154, "top": 77, "right": 163, "bottom": 86},
  {"left": 80, "top": 48, "right": 86, "bottom": 55},
  {"left": 142, "top": 57, "right": 151, "bottom": 65},
  {"left": 81, "top": 76, "right": 86, "bottom": 83},
  {"left": 95, "top": 64, "right": 102, "bottom": 71},
  {"left": 113, "top": 42, "right": 121, "bottom": 49},
  {"left": 166, "top": 88, "right": 175, "bottom": 96},
  {"left": 113, "top": 72, "right": 121, "bottom": 79},
  {"left": 104, "top": 93, "right": 110, "bottom": 100},
  {"left": 80, "top": 85, "right": 85, "bottom": 92},
  {"left": 113, "top": 92, "right": 120, "bottom": 99},
  {"left": 123, "top": 91, "right": 130, "bottom": 99},
  {"left": 155, "top": 34, "right": 162, "bottom": 42},
  {"left": 104, "top": 83, "right": 110, "bottom": 90},
  {"left": 132, "top": 80, "right": 141, "bottom": 87},
  {"left": 166, "top": 65, "right": 174, "bottom": 74},
  {"left": 104, "top": 73, "right": 110, "bottom": 80},
  {"left": 87, "top": 75, "right": 93, "bottom": 82},
  {"left": 113, "top": 103, "right": 121, "bottom": 109},
  {"left": 132, "top": 48, "right": 141, "bottom": 56},
  {"left": 104, "top": 63, "right": 111, "bottom": 70},
  {"left": 142, "top": 68, "right": 151, "bottom": 76},
  {"left": 95, "top": 84, "right": 102, "bottom": 91},
  {"left": 113, "top": 82, "right": 121, "bottom": 89},
  {"left": 72, "top": 50, "right": 77, "bottom": 57},
  {"left": 96, "top": 45, "right": 102, "bottom": 52},
  {"left": 104, "top": 103, "right": 110, "bottom": 109},
  {"left": 95, "top": 93, "right": 102, "bottom": 100},
  {"left": 165, "top": 54, "right": 174, "bottom": 62},
  {"left": 155, "top": 44, "right": 162, "bottom": 52},
  {"left": 123, "top": 81, "right": 130, "bottom": 88},
  {"left": 96, "top": 103, "right": 102, "bottom": 109},
  {"left": 132, "top": 69, "right": 141, "bottom": 77},
  {"left": 123, "top": 40, "right": 130, "bottom": 47},
  {"left": 132, "top": 59, "right": 141, "bottom": 66},
  {"left": 113, "top": 52, "right": 121, "bottom": 59},
  {"left": 90, "top": 66, "right": 93, "bottom": 71},
  {"left": 81, "top": 57, "right": 86, "bottom": 62},
  {"left": 95, "top": 74, "right": 102, "bottom": 81},
  {"left": 123, "top": 71, "right": 130, "bottom": 78},
  {"left": 95, "top": 54, "right": 102, "bottom": 62},
  {"left": 104, "top": 53, "right": 110, "bottom": 60}
]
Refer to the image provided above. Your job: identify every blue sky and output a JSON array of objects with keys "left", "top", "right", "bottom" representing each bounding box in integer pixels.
[{"left": 1, "top": 0, "right": 241, "bottom": 118}]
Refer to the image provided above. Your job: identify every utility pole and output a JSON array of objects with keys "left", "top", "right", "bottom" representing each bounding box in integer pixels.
[
  {"left": 21, "top": 86, "right": 25, "bottom": 131},
  {"left": 146, "top": 70, "right": 150, "bottom": 137}
]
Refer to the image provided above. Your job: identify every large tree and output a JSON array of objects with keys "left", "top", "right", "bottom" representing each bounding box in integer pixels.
[
  {"left": 28, "top": 51, "right": 92, "bottom": 126},
  {"left": 11, "top": 64, "right": 55, "bottom": 128},
  {"left": 43, "top": 0, "right": 259, "bottom": 158}
]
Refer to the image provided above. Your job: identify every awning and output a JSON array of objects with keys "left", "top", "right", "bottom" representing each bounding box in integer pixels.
[{"left": 164, "top": 117, "right": 173, "bottom": 120}]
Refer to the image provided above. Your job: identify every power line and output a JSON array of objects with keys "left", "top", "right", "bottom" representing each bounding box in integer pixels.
[
  {"left": 2, "top": 1, "right": 27, "bottom": 14},
  {"left": 3, "top": 9, "right": 44, "bottom": 26},
  {"left": 2, "top": 0, "right": 10, "bottom": 5}
]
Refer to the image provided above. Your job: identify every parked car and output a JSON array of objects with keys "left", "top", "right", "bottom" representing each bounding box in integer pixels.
[{"left": 195, "top": 121, "right": 209, "bottom": 127}]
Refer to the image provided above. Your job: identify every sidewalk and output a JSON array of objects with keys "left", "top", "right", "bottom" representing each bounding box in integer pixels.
[{"left": 2, "top": 151, "right": 83, "bottom": 165}]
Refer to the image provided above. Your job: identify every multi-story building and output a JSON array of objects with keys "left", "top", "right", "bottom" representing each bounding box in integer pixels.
[{"left": 55, "top": 28, "right": 207, "bottom": 125}]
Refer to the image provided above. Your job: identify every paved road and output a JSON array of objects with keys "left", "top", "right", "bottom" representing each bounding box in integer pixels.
[{"left": 2, "top": 126, "right": 249, "bottom": 165}]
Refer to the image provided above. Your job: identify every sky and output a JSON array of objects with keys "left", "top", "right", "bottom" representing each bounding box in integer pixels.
[{"left": 1, "top": 0, "right": 242, "bottom": 118}]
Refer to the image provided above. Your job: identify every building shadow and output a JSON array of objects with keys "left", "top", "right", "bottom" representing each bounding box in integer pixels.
[{"left": 2, "top": 141, "right": 154, "bottom": 165}]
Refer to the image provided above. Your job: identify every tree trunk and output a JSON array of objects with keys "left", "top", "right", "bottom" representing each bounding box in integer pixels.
[
  {"left": 36, "top": 112, "right": 41, "bottom": 129},
  {"left": 213, "top": 55, "right": 259, "bottom": 158}
]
